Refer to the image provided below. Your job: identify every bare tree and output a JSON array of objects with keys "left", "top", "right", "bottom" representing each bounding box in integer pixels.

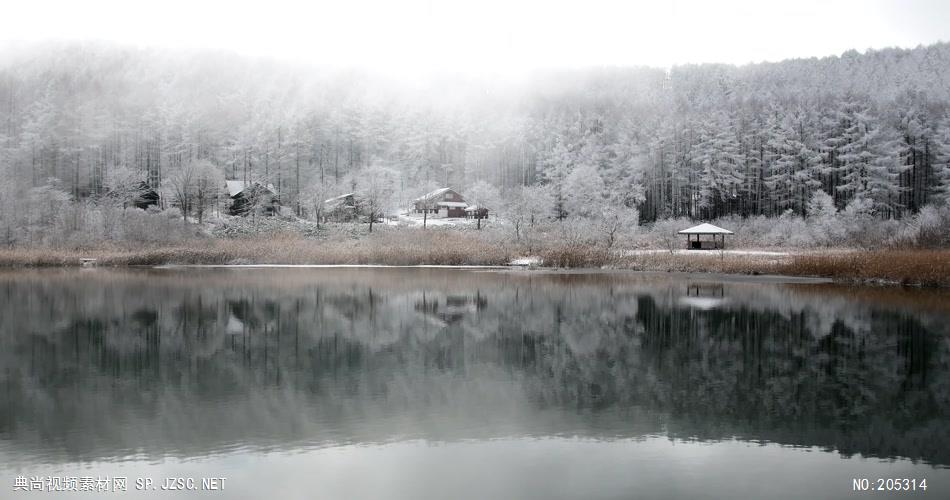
[
  {"left": 598, "top": 202, "right": 637, "bottom": 258},
  {"left": 411, "top": 181, "right": 442, "bottom": 229},
  {"left": 467, "top": 180, "right": 501, "bottom": 230},
  {"left": 358, "top": 165, "right": 398, "bottom": 233},
  {"left": 301, "top": 181, "right": 330, "bottom": 227},
  {"left": 161, "top": 161, "right": 196, "bottom": 221},
  {"left": 193, "top": 160, "right": 224, "bottom": 223}
]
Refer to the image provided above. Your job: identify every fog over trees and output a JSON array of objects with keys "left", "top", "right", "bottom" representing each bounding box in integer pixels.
[{"left": 1, "top": 41, "right": 949, "bottom": 241}]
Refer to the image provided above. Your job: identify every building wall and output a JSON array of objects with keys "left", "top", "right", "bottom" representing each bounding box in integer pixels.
[{"left": 414, "top": 189, "right": 467, "bottom": 218}]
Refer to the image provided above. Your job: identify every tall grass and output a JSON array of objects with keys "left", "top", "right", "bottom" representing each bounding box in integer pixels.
[
  {"left": 613, "top": 249, "right": 950, "bottom": 286},
  {"left": 777, "top": 250, "right": 950, "bottom": 287},
  {"left": 0, "top": 230, "right": 515, "bottom": 267},
  {"left": 614, "top": 252, "right": 782, "bottom": 274},
  {"left": 0, "top": 231, "right": 948, "bottom": 287}
]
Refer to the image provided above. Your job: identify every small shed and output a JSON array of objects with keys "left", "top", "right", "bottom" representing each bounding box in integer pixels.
[
  {"left": 678, "top": 223, "right": 733, "bottom": 250},
  {"left": 464, "top": 205, "right": 489, "bottom": 220}
]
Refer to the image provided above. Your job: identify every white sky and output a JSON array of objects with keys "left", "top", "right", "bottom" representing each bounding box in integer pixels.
[{"left": 2, "top": 0, "right": 947, "bottom": 77}]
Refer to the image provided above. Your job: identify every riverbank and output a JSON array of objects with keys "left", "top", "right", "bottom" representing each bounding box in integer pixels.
[
  {"left": 612, "top": 249, "right": 950, "bottom": 287},
  {"left": 0, "top": 235, "right": 947, "bottom": 287}
]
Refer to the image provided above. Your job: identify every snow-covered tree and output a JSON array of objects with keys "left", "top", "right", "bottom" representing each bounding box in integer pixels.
[
  {"left": 563, "top": 164, "right": 606, "bottom": 219},
  {"left": 357, "top": 165, "right": 399, "bottom": 233},
  {"left": 467, "top": 180, "right": 501, "bottom": 229},
  {"left": 102, "top": 165, "right": 147, "bottom": 209}
]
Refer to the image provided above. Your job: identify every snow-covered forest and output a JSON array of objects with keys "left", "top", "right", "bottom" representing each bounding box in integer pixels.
[{"left": 1, "top": 41, "right": 950, "bottom": 245}]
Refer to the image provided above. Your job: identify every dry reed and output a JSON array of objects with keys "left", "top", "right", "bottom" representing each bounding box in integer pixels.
[{"left": 1, "top": 233, "right": 948, "bottom": 287}]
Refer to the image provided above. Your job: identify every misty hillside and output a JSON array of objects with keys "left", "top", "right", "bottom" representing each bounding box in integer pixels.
[{"left": 0, "top": 41, "right": 949, "bottom": 227}]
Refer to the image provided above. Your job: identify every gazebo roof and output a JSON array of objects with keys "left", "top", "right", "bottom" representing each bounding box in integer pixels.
[{"left": 678, "top": 223, "right": 734, "bottom": 235}]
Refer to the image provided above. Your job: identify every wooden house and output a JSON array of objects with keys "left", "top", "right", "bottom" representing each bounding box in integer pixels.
[
  {"left": 226, "top": 180, "right": 279, "bottom": 216},
  {"left": 323, "top": 193, "right": 360, "bottom": 222},
  {"left": 133, "top": 182, "right": 160, "bottom": 210},
  {"left": 413, "top": 188, "right": 468, "bottom": 218}
]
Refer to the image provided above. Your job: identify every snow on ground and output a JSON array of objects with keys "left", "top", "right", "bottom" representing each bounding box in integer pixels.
[
  {"left": 393, "top": 211, "right": 480, "bottom": 227},
  {"left": 509, "top": 256, "right": 543, "bottom": 266},
  {"left": 622, "top": 249, "right": 792, "bottom": 257}
]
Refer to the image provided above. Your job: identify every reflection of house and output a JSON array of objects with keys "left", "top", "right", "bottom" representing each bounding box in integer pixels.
[
  {"left": 323, "top": 193, "right": 360, "bottom": 222},
  {"left": 414, "top": 293, "right": 487, "bottom": 325},
  {"left": 413, "top": 188, "right": 468, "bottom": 218},
  {"left": 678, "top": 223, "right": 734, "bottom": 249},
  {"left": 226, "top": 180, "right": 279, "bottom": 216}
]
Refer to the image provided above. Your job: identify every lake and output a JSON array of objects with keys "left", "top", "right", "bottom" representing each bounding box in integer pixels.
[{"left": 0, "top": 268, "right": 948, "bottom": 499}]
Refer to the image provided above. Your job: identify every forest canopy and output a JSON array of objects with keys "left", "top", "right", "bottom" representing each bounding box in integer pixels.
[{"left": 1, "top": 41, "right": 949, "bottom": 237}]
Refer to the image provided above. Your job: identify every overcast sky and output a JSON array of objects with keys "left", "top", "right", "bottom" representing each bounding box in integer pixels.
[{"left": 2, "top": 0, "right": 947, "bottom": 77}]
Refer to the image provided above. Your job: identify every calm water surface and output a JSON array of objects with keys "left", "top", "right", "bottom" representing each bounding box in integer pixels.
[{"left": 0, "top": 268, "right": 948, "bottom": 499}]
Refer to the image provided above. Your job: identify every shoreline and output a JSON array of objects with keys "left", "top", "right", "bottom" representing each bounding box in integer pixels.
[
  {"left": 0, "top": 242, "right": 946, "bottom": 287},
  {"left": 149, "top": 264, "right": 834, "bottom": 285},
  {"left": 154, "top": 263, "right": 513, "bottom": 270}
]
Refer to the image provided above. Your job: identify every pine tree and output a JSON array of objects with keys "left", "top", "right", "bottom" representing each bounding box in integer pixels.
[
  {"left": 865, "top": 121, "right": 905, "bottom": 217},
  {"left": 933, "top": 116, "right": 950, "bottom": 205},
  {"left": 695, "top": 113, "right": 743, "bottom": 218},
  {"left": 788, "top": 106, "right": 823, "bottom": 215}
]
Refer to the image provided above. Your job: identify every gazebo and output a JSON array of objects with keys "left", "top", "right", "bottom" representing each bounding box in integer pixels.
[{"left": 678, "top": 223, "right": 734, "bottom": 250}]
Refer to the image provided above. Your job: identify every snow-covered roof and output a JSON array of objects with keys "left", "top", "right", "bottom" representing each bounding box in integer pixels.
[
  {"left": 465, "top": 205, "right": 486, "bottom": 211},
  {"left": 225, "top": 180, "right": 277, "bottom": 198},
  {"left": 413, "top": 187, "right": 454, "bottom": 202},
  {"left": 678, "top": 223, "right": 734, "bottom": 235},
  {"left": 437, "top": 201, "right": 468, "bottom": 208},
  {"left": 225, "top": 180, "right": 246, "bottom": 197},
  {"left": 324, "top": 193, "right": 355, "bottom": 204}
]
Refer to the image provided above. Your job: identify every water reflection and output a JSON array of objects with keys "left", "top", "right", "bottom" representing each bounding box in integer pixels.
[{"left": 0, "top": 268, "right": 948, "bottom": 469}]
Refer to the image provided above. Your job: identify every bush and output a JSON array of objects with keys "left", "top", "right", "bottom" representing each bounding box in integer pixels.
[{"left": 635, "top": 206, "right": 950, "bottom": 250}]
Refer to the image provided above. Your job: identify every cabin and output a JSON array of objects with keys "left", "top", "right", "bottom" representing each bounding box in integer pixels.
[
  {"left": 678, "top": 223, "right": 734, "bottom": 249},
  {"left": 413, "top": 188, "right": 468, "bottom": 218},
  {"left": 226, "top": 180, "right": 279, "bottom": 216},
  {"left": 133, "top": 182, "right": 160, "bottom": 210},
  {"left": 323, "top": 193, "right": 360, "bottom": 222}
]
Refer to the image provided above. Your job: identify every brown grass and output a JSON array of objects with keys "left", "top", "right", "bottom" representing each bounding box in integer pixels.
[
  {"left": 613, "top": 249, "right": 950, "bottom": 287},
  {"left": 0, "top": 234, "right": 948, "bottom": 287},
  {"left": 776, "top": 250, "right": 950, "bottom": 287},
  {"left": 0, "top": 230, "right": 514, "bottom": 267},
  {"left": 614, "top": 251, "right": 783, "bottom": 275}
]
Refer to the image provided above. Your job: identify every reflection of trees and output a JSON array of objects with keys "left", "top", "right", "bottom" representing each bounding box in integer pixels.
[{"left": 0, "top": 269, "right": 948, "bottom": 466}]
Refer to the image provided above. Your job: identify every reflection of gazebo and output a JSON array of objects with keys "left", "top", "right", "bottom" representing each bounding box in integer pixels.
[
  {"left": 678, "top": 283, "right": 727, "bottom": 310},
  {"left": 678, "top": 223, "right": 733, "bottom": 250}
]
